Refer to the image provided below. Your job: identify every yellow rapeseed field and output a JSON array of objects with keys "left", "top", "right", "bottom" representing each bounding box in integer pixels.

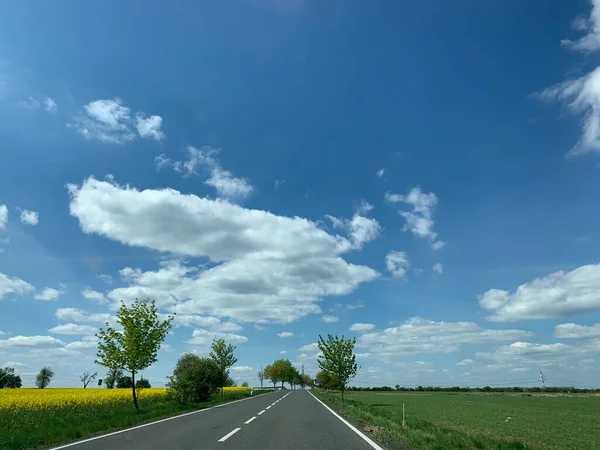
[{"left": 223, "top": 386, "right": 250, "bottom": 393}]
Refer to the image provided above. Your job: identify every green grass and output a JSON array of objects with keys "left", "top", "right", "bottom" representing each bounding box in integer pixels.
[
  {"left": 0, "top": 390, "right": 268, "bottom": 450},
  {"left": 313, "top": 390, "right": 600, "bottom": 450}
]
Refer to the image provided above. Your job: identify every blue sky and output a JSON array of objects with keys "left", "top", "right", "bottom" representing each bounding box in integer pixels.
[{"left": 1, "top": 0, "right": 600, "bottom": 389}]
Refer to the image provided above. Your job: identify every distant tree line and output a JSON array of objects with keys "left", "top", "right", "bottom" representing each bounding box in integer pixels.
[{"left": 341, "top": 385, "right": 600, "bottom": 393}]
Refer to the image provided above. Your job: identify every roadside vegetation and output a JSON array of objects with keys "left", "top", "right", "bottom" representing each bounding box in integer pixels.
[{"left": 313, "top": 390, "right": 600, "bottom": 450}]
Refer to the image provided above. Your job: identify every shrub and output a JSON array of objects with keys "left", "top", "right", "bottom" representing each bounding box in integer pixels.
[
  {"left": 116, "top": 375, "right": 133, "bottom": 389},
  {"left": 136, "top": 378, "right": 151, "bottom": 389},
  {"left": 167, "top": 353, "right": 226, "bottom": 403}
]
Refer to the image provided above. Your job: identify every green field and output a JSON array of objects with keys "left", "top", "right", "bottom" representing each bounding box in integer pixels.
[{"left": 313, "top": 390, "right": 600, "bottom": 450}]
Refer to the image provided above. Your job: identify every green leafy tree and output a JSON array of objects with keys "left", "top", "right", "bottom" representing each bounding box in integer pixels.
[
  {"left": 317, "top": 334, "right": 358, "bottom": 401},
  {"left": 167, "top": 353, "right": 226, "bottom": 403},
  {"left": 136, "top": 377, "right": 151, "bottom": 389},
  {"left": 95, "top": 298, "right": 174, "bottom": 410},
  {"left": 257, "top": 369, "right": 264, "bottom": 389},
  {"left": 241, "top": 381, "right": 249, "bottom": 387},
  {"left": 0, "top": 367, "right": 22, "bottom": 388},
  {"left": 266, "top": 359, "right": 293, "bottom": 389},
  {"left": 210, "top": 338, "right": 238, "bottom": 375},
  {"left": 301, "top": 373, "right": 313, "bottom": 389},
  {"left": 36, "top": 367, "right": 54, "bottom": 389},
  {"left": 116, "top": 375, "right": 133, "bottom": 388},
  {"left": 80, "top": 371, "right": 98, "bottom": 388},
  {"left": 104, "top": 368, "right": 123, "bottom": 389},
  {"left": 263, "top": 364, "right": 277, "bottom": 388},
  {"left": 316, "top": 369, "right": 338, "bottom": 390}
]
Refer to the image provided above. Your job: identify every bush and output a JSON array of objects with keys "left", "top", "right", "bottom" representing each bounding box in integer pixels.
[
  {"left": 116, "top": 375, "right": 132, "bottom": 389},
  {"left": 136, "top": 378, "right": 151, "bottom": 389},
  {"left": 167, "top": 353, "right": 226, "bottom": 403},
  {"left": 241, "top": 381, "right": 249, "bottom": 387}
]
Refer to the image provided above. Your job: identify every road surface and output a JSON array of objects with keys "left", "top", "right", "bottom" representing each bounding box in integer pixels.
[{"left": 50, "top": 390, "right": 384, "bottom": 450}]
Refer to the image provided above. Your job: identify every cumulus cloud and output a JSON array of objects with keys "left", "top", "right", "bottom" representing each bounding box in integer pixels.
[
  {"left": 0, "top": 205, "right": 7, "bottom": 230},
  {"left": 186, "top": 329, "right": 248, "bottom": 346},
  {"left": 0, "top": 335, "right": 65, "bottom": 348},
  {"left": 385, "top": 250, "right": 409, "bottom": 278},
  {"left": 433, "top": 263, "right": 443, "bottom": 274},
  {"left": 478, "top": 264, "right": 600, "bottom": 322},
  {"left": 96, "top": 274, "right": 113, "bottom": 285},
  {"left": 321, "top": 315, "right": 339, "bottom": 323},
  {"left": 476, "top": 341, "right": 581, "bottom": 367},
  {"left": 356, "top": 317, "right": 532, "bottom": 362},
  {"left": 34, "top": 286, "right": 64, "bottom": 301},
  {"left": 18, "top": 208, "right": 38, "bottom": 226},
  {"left": 385, "top": 187, "right": 444, "bottom": 249},
  {"left": 55, "top": 308, "right": 112, "bottom": 324},
  {"left": 376, "top": 168, "right": 385, "bottom": 178},
  {"left": 457, "top": 358, "right": 473, "bottom": 366},
  {"left": 48, "top": 323, "right": 97, "bottom": 336},
  {"left": 44, "top": 97, "right": 57, "bottom": 113},
  {"left": 67, "top": 177, "right": 378, "bottom": 324},
  {"left": 327, "top": 201, "right": 381, "bottom": 250},
  {"left": 554, "top": 322, "right": 600, "bottom": 339},
  {"left": 350, "top": 323, "right": 375, "bottom": 332},
  {"left": 278, "top": 332, "right": 294, "bottom": 338},
  {"left": 72, "top": 98, "right": 165, "bottom": 144},
  {"left": 82, "top": 288, "right": 108, "bottom": 305},
  {"left": 156, "top": 146, "right": 253, "bottom": 200},
  {"left": 136, "top": 115, "right": 165, "bottom": 141},
  {"left": 0, "top": 272, "right": 34, "bottom": 299}
]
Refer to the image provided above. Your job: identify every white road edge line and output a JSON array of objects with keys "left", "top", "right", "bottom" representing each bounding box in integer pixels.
[
  {"left": 46, "top": 392, "right": 275, "bottom": 450},
  {"left": 244, "top": 416, "right": 257, "bottom": 424},
  {"left": 258, "top": 409, "right": 266, "bottom": 415},
  {"left": 266, "top": 405, "right": 272, "bottom": 409},
  {"left": 218, "top": 427, "right": 241, "bottom": 442},
  {"left": 308, "top": 390, "right": 385, "bottom": 450}
]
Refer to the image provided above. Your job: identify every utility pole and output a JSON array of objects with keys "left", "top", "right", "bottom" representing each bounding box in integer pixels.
[
  {"left": 302, "top": 363, "right": 304, "bottom": 390},
  {"left": 538, "top": 370, "right": 546, "bottom": 388}
]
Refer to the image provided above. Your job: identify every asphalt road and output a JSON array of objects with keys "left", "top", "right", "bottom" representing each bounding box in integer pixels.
[{"left": 50, "top": 390, "right": 383, "bottom": 450}]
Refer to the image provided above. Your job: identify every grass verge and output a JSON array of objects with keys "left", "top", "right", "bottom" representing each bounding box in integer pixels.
[
  {"left": 312, "top": 390, "right": 599, "bottom": 450},
  {"left": 1, "top": 389, "right": 269, "bottom": 450}
]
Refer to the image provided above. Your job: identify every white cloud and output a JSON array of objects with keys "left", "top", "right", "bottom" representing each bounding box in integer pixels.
[
  {"left": 231, "top": 365, "right": 253, "bottom": 372},
  {"left": 136, "top": 115, "right": 165, "bottom": 141},
  {"left": 73, "top": 98, "right": 165, "bottom": 144},
  {"left": 0, "top": 272, "right": 35, "bottom": 299},
  {"left": 431, "top": 240, "right": 446, "bottom": 251},
  {"left": 554, "top": 322, "right": 600, "bottom": 339},
  {"left": 356, "top": 317, "right": 532, "bottom": 361},
  {"left": 321, "top": 315, "right": 339, "bottom": 323},
  {"left": 82, "top": 288, "right": 108, "bottom": 305},
  {"left": 67, "top": 177, "right": 378, "bottom": 324},
  {"left": 55, "top": 308, "right": 112, "bottom": 324},
  {"left": 476, "top": 341, "right": 580, "bottom": 367},
  {"left": 97, "top": 274, "right": 113, "bottom": 285},
  {"left": 34, "top": 286, "right": 64, "bottom": 301},
  {"left": 433, "top": 263, "right": 443, "bottom": 274},
  {"left": 299, "top": 342, "right": 319, "bottom": 352},
  {"left": 350, "top": 323, "right": 375, "bottom": 332},
  {"left": 48, "top": 323, "right": 97, "bottom": 336},
  {"left": 326, "top": 203, "right": 380, "bottom": 250},
  {"left": 561, "top": 1, "right": 600, "bottom": 52},
  {"left": 385, "top": 250, "right": 409, "bottom": 278},
  {"left": 478, "top": 264, "right": 600, "bottom": 322},
  {"left": 157, "top": 146, "right": 253, "bottom": 200},
  {"left": 280, "top": 350, "right": 287, "bottom": 354},
  {"left": 385, "top": 187, "right": 443, "bottom": 246},
  {"left": 376, "top": 168, "right": 385, "bottom": 178},
  {"left": 457, "top": 358, "right": 473, "bottom": 366},
  {"left": 278, "top": 332, "right": 295, "bottom": 338},
  {"left": 0, "top": 205, "right": 7, "bottom": 230},
  {"left": 186, "top": 329, "right": 248, "bottom": 346},
  {"left": 0, "top": 335, "right": 65, "bottom": 348},
  {"left": 19, "top": 209, "right": 38, "bottom": 226},
  {"left": 44, "top": 97, "right": 57, "bottom": 113}
]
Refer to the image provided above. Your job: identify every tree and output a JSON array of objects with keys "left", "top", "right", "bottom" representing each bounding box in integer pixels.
[
  {"left": 167, "top": 353, "right": 226, "bottom": 403},
  {"left": 241, "top": 381, "right": 249, "bottom": 387},
  {"left": 80, "top": 371, "right": 98, "bottom": 388},
  {"left": 257, "top": 369, "right": 264, "bottom": 389},
  {"left": 104, "top": 368, "right": 123, "bottom": 389},
  {"left": 316, "top": 370, "right": 338, "bottom": 390},
  {"left": 0, "top": 367, "right": 22, "bottom": 388},
  {"left": 317, "top": 334, "right": 358, "bottom": 401},
  {"left": 265, "top": 359, "right": 293, "bottom": 389},
  {"left": 36, "top": 367, "right": 54, "bottom": 389},
  {"left": 395, "top": 384, "right": 400, "bottom": 391},
  {"left": 116, "top": 375, "right": 133, "bottom": 388},
  {"left": 301, "top": 373, "right": 312, "bottom": 389},
  {"left": 136, "top": 377, "right": 151, "bottom": 389},
  {"left": 95, "top": 298, "right": 174, "bottom": 410},
  {"left": 263, "top": 364, "right": 277, "bottom": 388},
  {"left": 210, "top": 338, "right": 237, "bottom": 375}
]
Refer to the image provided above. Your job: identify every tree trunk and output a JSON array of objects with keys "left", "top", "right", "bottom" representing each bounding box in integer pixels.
[{"left": 131, "top": 371, "right": 139, "bottom": 410}]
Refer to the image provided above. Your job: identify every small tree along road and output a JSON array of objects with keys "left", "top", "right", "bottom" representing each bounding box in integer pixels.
[
  {"left": 95, "top": 298, "right": 173, "bottom": 410},
  {"left": 210, "top": 338, "right": 237, "bottom": 394},
  {"left": 80, "top": 371, "right": 98, "bottom": 388},
  {"left": 317, "top": 334, "right": 358, "bottom": 401},
  {"left": 36, "top": 367, "right": 54, "bottom": 389}
]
